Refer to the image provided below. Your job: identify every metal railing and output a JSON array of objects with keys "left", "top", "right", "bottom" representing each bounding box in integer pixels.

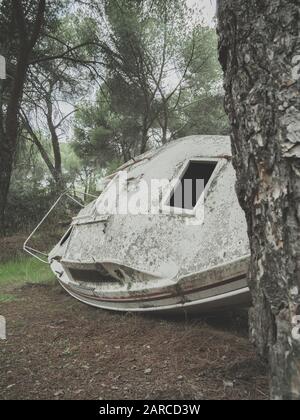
[{"left": 23, "top": 190, "right": 98, "bottom": 264}]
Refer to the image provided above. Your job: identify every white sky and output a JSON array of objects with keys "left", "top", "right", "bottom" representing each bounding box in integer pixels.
[{"left": 186, "top": 0, "right": 217, "bottom": 27}]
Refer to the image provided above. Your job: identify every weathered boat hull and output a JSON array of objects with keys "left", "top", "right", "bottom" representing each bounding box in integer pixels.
[
  {"left": 50, "top": 256, "right": 250, "bottom": 313},
  {"left": 47, "top": 135, "right": 251, "bottom": 314},
  {"left": 58, "top": 280, "right": 250, "bottom": 313}
]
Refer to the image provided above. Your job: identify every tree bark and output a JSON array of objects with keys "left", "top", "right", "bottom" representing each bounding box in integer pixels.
[
  {"left": 45, "top": 93, "right": 63, "bottom": 186},
  {"left": 0, "top": 148, "right": 14, "bottom": 234},
  {"left": 217, "top": 0, "right": 300, "bottom": 399},
  {"left": 0, "top": 17, "right": 29, "bottom": 234},
  {"left": 140, "top": 119, "right": 149, "bottom": 154}
]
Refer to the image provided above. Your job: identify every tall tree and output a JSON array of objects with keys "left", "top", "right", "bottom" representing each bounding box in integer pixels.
[
  {"left": 20, "top": 8, "right": 100, "bottom": 187},
  {"left": 0, "top": 0, "right": 46, "bottom": 234},
  {"left": 21, "top": 62, "right": 78, "bottom": 187},
  {"left": 217, "top": 0, "right": 300, "bottom": 399},
  {"left": 169, "top": 27, "right": 229, "bottom": 138},
  {"left": 73, "top": 89, "right": 124, "bottom": 165},
  {"left": 73, "top": 0, "right": 223, "bottom": 169},
  {"left": 98, "top": 0, "right": 196, "bottom": 152},
  {"left": 0, "top": 1, "right": 101, "bottom": 231}
]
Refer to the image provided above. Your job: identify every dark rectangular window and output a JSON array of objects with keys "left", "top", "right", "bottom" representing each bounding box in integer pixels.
[{"left": 168, "top": 161, "right": 217, "bottom": 210}]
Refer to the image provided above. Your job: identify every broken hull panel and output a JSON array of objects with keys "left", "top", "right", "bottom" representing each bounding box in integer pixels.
[
  {"left": 58, "top": 280, "right": 250, "bottom": 313},
  {"left": 50, "top": 256, "right": 251, "bottom": 313}
]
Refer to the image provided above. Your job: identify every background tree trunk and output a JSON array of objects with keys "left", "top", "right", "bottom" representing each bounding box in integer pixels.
[
  {"left": 45, "top": 94, "right": 63, "bottom": 187},
  {"left": 217, "top": 0, "right": 300, "bottom": 399},
  {"left": 0, "top": 150, "right": 13, "bottom": 234},
  {"left": 0, "top": 47, "right": 28, "bottom": 235},
  {"left": 0, "top": 0, "right": 46, "bottom": 234}
]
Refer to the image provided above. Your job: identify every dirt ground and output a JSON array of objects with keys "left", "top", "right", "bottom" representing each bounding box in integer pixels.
[{"left": 0, "top": 281, "right": 269, "bottom": 400}]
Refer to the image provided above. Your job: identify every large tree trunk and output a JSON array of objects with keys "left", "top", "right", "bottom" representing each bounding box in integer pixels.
[
  {"left": 0, "top": 0, "right": 46, "bottom": 234},
  {"left": 0, "top": 45, "right": 29, "bottom": 235},
  {"left": 217, "top": 0, "right": 300, "bottom": 399}
]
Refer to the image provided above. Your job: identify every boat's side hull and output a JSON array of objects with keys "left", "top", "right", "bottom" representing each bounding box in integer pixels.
[
  {"left": 58, "top": 277, "right": 250, "bottom": 313},
  {"left": 50, "top": 256, "right": 251, "bottom": 313}
]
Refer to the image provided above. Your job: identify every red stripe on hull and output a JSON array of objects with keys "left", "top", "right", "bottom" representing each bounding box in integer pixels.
[{"left": 59, "top": 273, "right": 247, "bottom": 303}]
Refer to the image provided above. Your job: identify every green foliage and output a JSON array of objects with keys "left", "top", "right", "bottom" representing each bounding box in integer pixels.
[
  {"left": 1, "top": 0, "right": 229, "bottom": 236},
  {"left": 6, "top": 183, "right": 57, "bottom": 235},
  {"left": 72, "top": 12, "right": 228, "bottom": 171},
  {"left": 5, "top": 141, "right": 86, "bottom": 235},
  {"left": 169, "top": 27, "right": 229, "bottom": 137},
  {"left": 4, "top": 140, "right": 55, "bottom": 233},
  {"left": 73, "top": 88, "right": 142, "bottom": 164},
  {"left": 72, "top": 1, "right": 224, "bottom": 167}
]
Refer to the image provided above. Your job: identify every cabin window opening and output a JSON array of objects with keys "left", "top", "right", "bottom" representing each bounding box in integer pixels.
[{"left": 168, "top": 161, "right": 217, "bottom": 210}]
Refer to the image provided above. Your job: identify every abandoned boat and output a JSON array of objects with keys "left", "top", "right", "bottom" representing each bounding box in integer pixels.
[{"left": 31, "top": 135, "right": 251, "bottom": 312}]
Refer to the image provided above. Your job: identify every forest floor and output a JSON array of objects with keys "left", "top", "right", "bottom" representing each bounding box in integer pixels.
[{"left": 0, "top": 237, "right": 269, "bottom": 400}]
